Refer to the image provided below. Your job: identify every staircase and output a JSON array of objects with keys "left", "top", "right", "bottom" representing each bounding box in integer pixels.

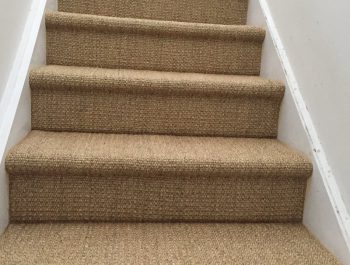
[{"left": 0, "top": 0, "right": 340, "bottom": 264}]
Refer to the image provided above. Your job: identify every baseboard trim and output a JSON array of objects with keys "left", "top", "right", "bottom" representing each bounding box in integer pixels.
[
  {"left": 258, "top": 0, "right": 350, "bottom": 251},
  {"left": 0, "top": 0, "right": 46, "bottom": 163}
]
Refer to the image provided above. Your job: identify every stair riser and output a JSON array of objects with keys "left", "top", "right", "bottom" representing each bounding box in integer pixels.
[
  {"left": 31, "top": 87, "right": 282, "bottom": 137},
  {"left": 59, "top": 0, "right": 248, "bottom": 25},
  {"left": 46, "top": 26, "right": 263, "bottom": 75},
  {"left": 10, "top": 174, "right": 306, "bottom": 222},
  {"left": 0, "top": 223, "right": 340, "bottom": 264}
]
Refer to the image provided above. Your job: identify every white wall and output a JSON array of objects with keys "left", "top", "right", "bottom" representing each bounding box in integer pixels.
[
  {"left": 265, "top": 0, "right": 350, "bottom": 218},
  {"left": 265, "top": 31, "right": 350, "bottom": 265},
  {"left": 247, "top": 1, "right": 350, "bottom": 264},
  {"left": 0, "top": 0, "right": 49, "bottom": 233},
  {"left": 0, "top": 1, "right": 33, "bottom": 101}
]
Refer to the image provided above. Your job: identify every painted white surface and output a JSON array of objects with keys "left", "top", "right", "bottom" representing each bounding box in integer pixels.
[
  {"left": 0, "top": 0, "right": 48, "bottom": 233},
  {"left": 0, "top": 1, "right": 33, "bottom": 101},
  {"left": 247, "top": 1, "right": 350, "bottom": 264},
  {"left": 264, "top": 0, "right": 350, "bottom": 222}
]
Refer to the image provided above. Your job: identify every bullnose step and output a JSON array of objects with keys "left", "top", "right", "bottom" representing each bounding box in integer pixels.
[
  {"left": 46, "top": 11, "right": 265, "bottom": 75},
  {"left": 30, "top": 65, "right": 284, "bottom": 137},
  {"left": 6, "top": 130, "right": 312, "bottom": 222}
]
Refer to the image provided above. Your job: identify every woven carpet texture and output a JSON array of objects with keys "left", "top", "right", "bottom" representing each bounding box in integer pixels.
[
  {"left": 0, "top": 223, "right": 340, "bottom": 265},
  {"left": 30, "top": 66, "right": 284, "bottom": 137},
  {"left": 6, "top": 131, "right": 311, "bottom": 222},
  {"left": 46, "top": 11, "right": 264, "bottom": 75},
  {"left": 0, "top": 0, "right": 340, "bottom": 263},
  {"left": 58, "top": 0, "right": 249, "bottom": 25}
]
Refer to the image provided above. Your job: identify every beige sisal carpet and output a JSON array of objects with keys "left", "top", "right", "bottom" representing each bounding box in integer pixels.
[{"left": 0, "top": 0, "right": 340, "bottom": 263}]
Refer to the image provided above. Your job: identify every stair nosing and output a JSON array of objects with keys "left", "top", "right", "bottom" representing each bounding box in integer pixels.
[
  {"left": 45, "top": 11, "right": 265, "bottom": 42},
  {"left": 6, "top": 131, "right": 313, "bottom": 179},
  {"left": 30, "top": 65, "right": 284, "bottom": 98}
]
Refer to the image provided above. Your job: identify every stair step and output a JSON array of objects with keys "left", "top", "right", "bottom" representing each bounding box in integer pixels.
[
  {"left": 30, "top": 65, "right": 284, "bottom": 137},
  {"left": 6, "top": 131, "right": 312, "bottom": 222},
  {"left": 46, "top": 11, "right": 265, "bottom": 75},
  {"left": 58, "top": 0, "right": 248, "bottom": 25},
  {"left": 0, "top": 223, "right": 339, "bottom": 264}
]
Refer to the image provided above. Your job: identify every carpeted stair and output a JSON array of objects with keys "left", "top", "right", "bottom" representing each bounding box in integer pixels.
[
  {"left": 0, "top": 0, "right": 340, "bottom": 264},
  {"left": 46, "top": 11, "right": 264, "bottom": 75},
  {"left": 30, "top": 66, "right": 284, "bottom": 137},
  {"left": 0, "top": 223, "right": 339, "bottom": 264},
  {"left": 7, "top": 130, "right": 310, "bottom": 222}
]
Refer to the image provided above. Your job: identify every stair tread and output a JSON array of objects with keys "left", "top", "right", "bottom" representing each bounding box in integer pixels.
[
  {"left": 6, "top": 130, "right": 312, "bottom": 178},
  {"left": 46, "top": 11, "right": 265, "bottom": 41},
  {"left": 46, "top": 11, "right": 264, "bottom": 75},
  {"left": 31, "top": 65, "right": 284, "bottom": 97},
  {"left": 0, "top": 223, "right": 340, "bottom": 264}
]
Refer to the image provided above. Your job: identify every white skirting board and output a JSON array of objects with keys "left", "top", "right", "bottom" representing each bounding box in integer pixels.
[
  {"left": 247, "top": 0, "right": 350, "bottom": 264},
  {"left": 0, "top": 0, "right": 48, "bottom": 233}
]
